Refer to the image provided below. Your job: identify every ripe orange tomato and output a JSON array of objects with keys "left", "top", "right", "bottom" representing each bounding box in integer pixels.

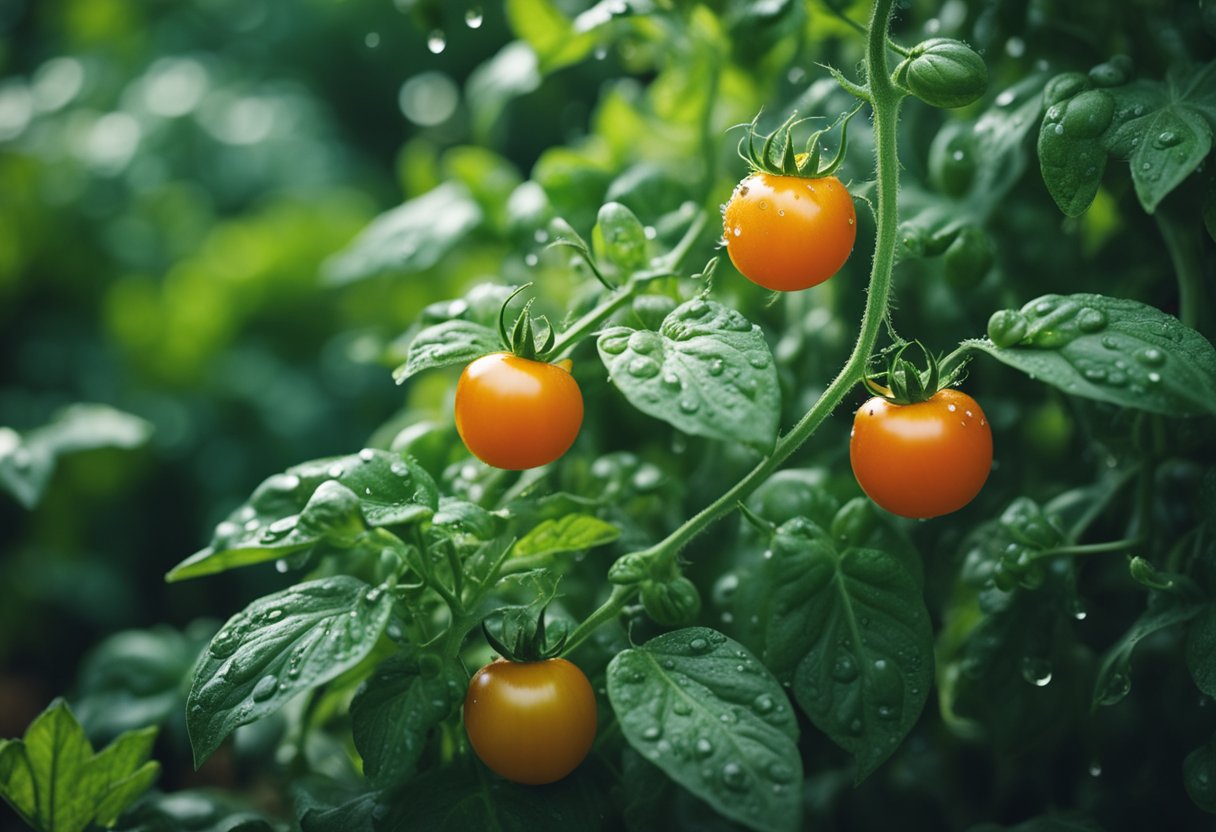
[
  {"left": 463, "top": 657, "right": 597, "bottom": 785},
  {"left": 723, "top": 172, "right": 857, "bottom": 292},
  {"left": 849, "top": 388, "right": 992, "bottom": 519},
  {"left": 454, "top": 352, "right": 583, "bottom": 470}
]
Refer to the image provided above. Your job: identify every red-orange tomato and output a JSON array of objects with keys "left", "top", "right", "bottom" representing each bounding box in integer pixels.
[
  {"left": 463, "top": 658, "right": 597, "bottom": 785},
  {"left": 849, "top": 388, "right": 993, "bottom": 519},
  {"left": 454, "top": 352, "right": 583, "bottom": 470},
  {"left": 723, "top": 172, "right": 857, "bottom": 292}
]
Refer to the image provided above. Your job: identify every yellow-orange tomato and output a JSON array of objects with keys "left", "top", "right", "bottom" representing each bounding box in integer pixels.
[
  {"left": 723, "top": 172, "right": 857, "bottom": 292},
  {"left": 849, "top": 388, "right": 993, "bottom": 519},
  {"left": 463, "top": 658, "right": 597, "bottom": 785},
  {"left": 454, "top": 353, "right": 583, "bottom": 470}
]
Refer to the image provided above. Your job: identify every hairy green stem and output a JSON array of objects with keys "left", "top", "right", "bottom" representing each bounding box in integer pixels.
[
  {"left": 1030, "top": 537, "right": 1146, "bottom": 561},
  {"left": 548, "top": 285, "right": 638, "bottom": 360},
  {"left": 646, "top": 0, "right": 904, "bottom": 567},
  {"left": 1155, "top": 210, "right": 1204, "bottom": 331},
  {"left": 563, "top": 585, "right": 636, "bottom": 656}
]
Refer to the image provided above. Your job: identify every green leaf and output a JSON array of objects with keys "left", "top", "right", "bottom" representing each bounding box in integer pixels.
[
  {"left": 1185, "top": 733, "right": 1216, "bottom": 813},
  {"left": 1093, "top": 582, "right": 1204, "bottom": 706},
  {"left": 0, "top": 404, "right": 152, "bottom": 509},
  {"left": 514, "top": 514, "right": 620, "bottom": 558},
  {"left": 323, "top": 183, "right": 482, "bottom": 285},
  {"left": 598, "top": 299, "right": 780, "bottom": 452},
  {"left": 1038, "top": 89, "right": 1116, "bottom": 217},
  {"left": 74, "top": 624, "right": 216, "bottom": 742},
  {"left": 113, "top": 790, "right": 286, "bottom": 832},
  {"left": 378, "top": 763, "right": 612, "bottom": 832},
  {"left": 466, "top": 42, "right": 542, "bottom": 142},
  {"left": 763, "top": 521, "right": 932, "bottom": 782},
  {"left": 350, "top": 651, "right": 466, "bottom": 788},
  {"left": 606, "top": 627, "right": 802, "bottom": 832},
  {"left": 167, "top": 450, "right": 437, "bottom": 582},
  {"left": 1187, "top": 605, "right": 1216, "bottom": 698},
  {"left": 393, "top": 320, "right": 502, "bottom": 384},
  {"left": 1038, "top": 61, "right": 1216, "bottom": 215},
  {"left": 505, "top": 0, "right": 598, "bottom": 74},
  {"left": 0, "top": 699, "right": 159, "bottom": 832},
  {"left": 432, "top": 498, "right": 502, "bottom": 540},
  {"left": 973, "top": 293, "right": 1216, "bottom": 417},
  {"left": 1127, "top": 103, "right": 1212, "bottom": 213},
  {"left": 186, "top": 576, "right": 394, "bottom": 767}
]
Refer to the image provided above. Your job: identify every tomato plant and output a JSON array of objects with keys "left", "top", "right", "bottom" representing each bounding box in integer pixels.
[
  {"left": 2, "top": 0, "right": 1216, "bottom": 831},
  {"left": 464, "top": 657, "right": 598, "bottom": 785}
]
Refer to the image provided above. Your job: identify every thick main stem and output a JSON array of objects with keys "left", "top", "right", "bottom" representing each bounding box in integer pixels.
[{"left": 648, "top": 0, "right": 904, "bottom": 566}]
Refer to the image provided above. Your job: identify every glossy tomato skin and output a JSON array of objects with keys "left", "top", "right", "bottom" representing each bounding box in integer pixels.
[
  {"left": 463, "top": 658, "right": 597, "bottom": 785},
  {"left": 455, "top": 352, "right": 583, "bottom": 470},
  {"left": 723, "top": 172, "right": 857, "bottom": 292},
  {"left": 850, "top": 388, "right": 992, "bottom": 519}
]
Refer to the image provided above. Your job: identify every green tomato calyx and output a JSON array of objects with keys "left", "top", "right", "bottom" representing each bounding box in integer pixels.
[
  {"left": 863, "top": 340, "right": 966, "bottom": 405},
  {"left": 497, "top": 283, "right": 556, "bottom": 362},
  {"left": 735, "top": 104, "right": 864, "bottom": 179},
  {"left": 481, "top": 604, "right": 568, "bottom": 663}
]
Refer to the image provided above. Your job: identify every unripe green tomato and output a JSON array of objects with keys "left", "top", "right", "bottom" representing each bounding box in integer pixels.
[
  {"left": 830, "top": 497, "right": 878, "bottom": 549},
  {"left": 592, "top": 202, "right": 650, "bottom": 272},
  {"left": 943, "top": 226, "right": 995, "bottom": 289},
  {"left": 928, "top": 121, "right": 977, "bottom": 197},
  {"left": 609, "top": 552, "right": 651, "bottom": 585},
  {"left": 896, "top": 38, "right": 988, "bottom": 109},
  {"left": 748, "top": 469, "right": 837, "bottom": 528},
  {"left": 641, "top": 577, "right": 702, "bottom": 626}
]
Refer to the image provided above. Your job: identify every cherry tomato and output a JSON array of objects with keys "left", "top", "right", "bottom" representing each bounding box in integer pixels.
[
  {"left": 463, "top": 657, "right": 597, "bottom": 785},
  {"left": 455, "top": 352, "right": 583, "bottom": 470},
  {"left": 723, "top": 172, "right": 857, "bottom": 292},
  {"left": 849, "top": 388, "right": 992, "bottom": 519}
]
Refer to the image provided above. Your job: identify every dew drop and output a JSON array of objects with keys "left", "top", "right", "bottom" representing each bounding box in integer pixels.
[
  {"left": 328, "top": 463, "right": 345, "bottom": 478},
  {"left": 1147, "top": 371, "right": 1161, "bottom": 383},
  {"left": 464, "top": 6, "right": 484, "bottom": 28},
  {"left": 1075, "top": 307, "right": 1107, "bottom": 332},
  {"left": 732, "top": 227, "right": 742, "bottom": 237},
  {"left": 689, "top": 637, "right": 710, "bottom": 653},
  {"left": 679, "top": 398, "right": 700, "bottom": 414},
  {"left": 628, "top": 357, "right": 660, "bottom": 378},
  {"left": 947, "top": 403, "right": 957, "bottom": 412},
  {"left": 708, "top": 359, "right": 725, "bottom": 376},
  {"left": 721, "top": 762, "right": 749, "bottom": 791},
  {"left": 1154, "top": 130, "right": 1180, "bottom": 148},
  {"left": 251, "top": 675, "right": 279, "bottom": 702},
  {"left": 753, "top": 694, "right": 775, "bottom": 714},
  {"left": 1137, "top": 347, "right": 1165, "bottom": 366},
  {"left": 359, "top": 448, "right": 375, "bottom": 462},
  {"left": 642, "top": 725, "right": 662, "bottom": 741},
  {"left": 695, "top": 738, "right": 714, "bottom": 757},
  {"left": 1021, "top": 656, "right": 1053, "bottom": 687},
  {"left": 426, "top": 30, "right": 447, "bottom": 54},
  {"left": 662, "top": 372, "right": 681, "bottom": 390},
  {"left": 831, "top": 655, "right": 858, "bottom": 682}
]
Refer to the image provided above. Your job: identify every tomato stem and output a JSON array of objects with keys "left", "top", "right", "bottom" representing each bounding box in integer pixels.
[
  {"left": 643, "top": 0, "right": 904, "bottom": 569},
  {"left": 561, "top": 584, "right": 636, "bottom": 657},
  {"left": 1029, "top": 537, "right": 1147, "bottom": 561},
  {"left": 574, "top": 0, "right": 906, "bottom": 640}
]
